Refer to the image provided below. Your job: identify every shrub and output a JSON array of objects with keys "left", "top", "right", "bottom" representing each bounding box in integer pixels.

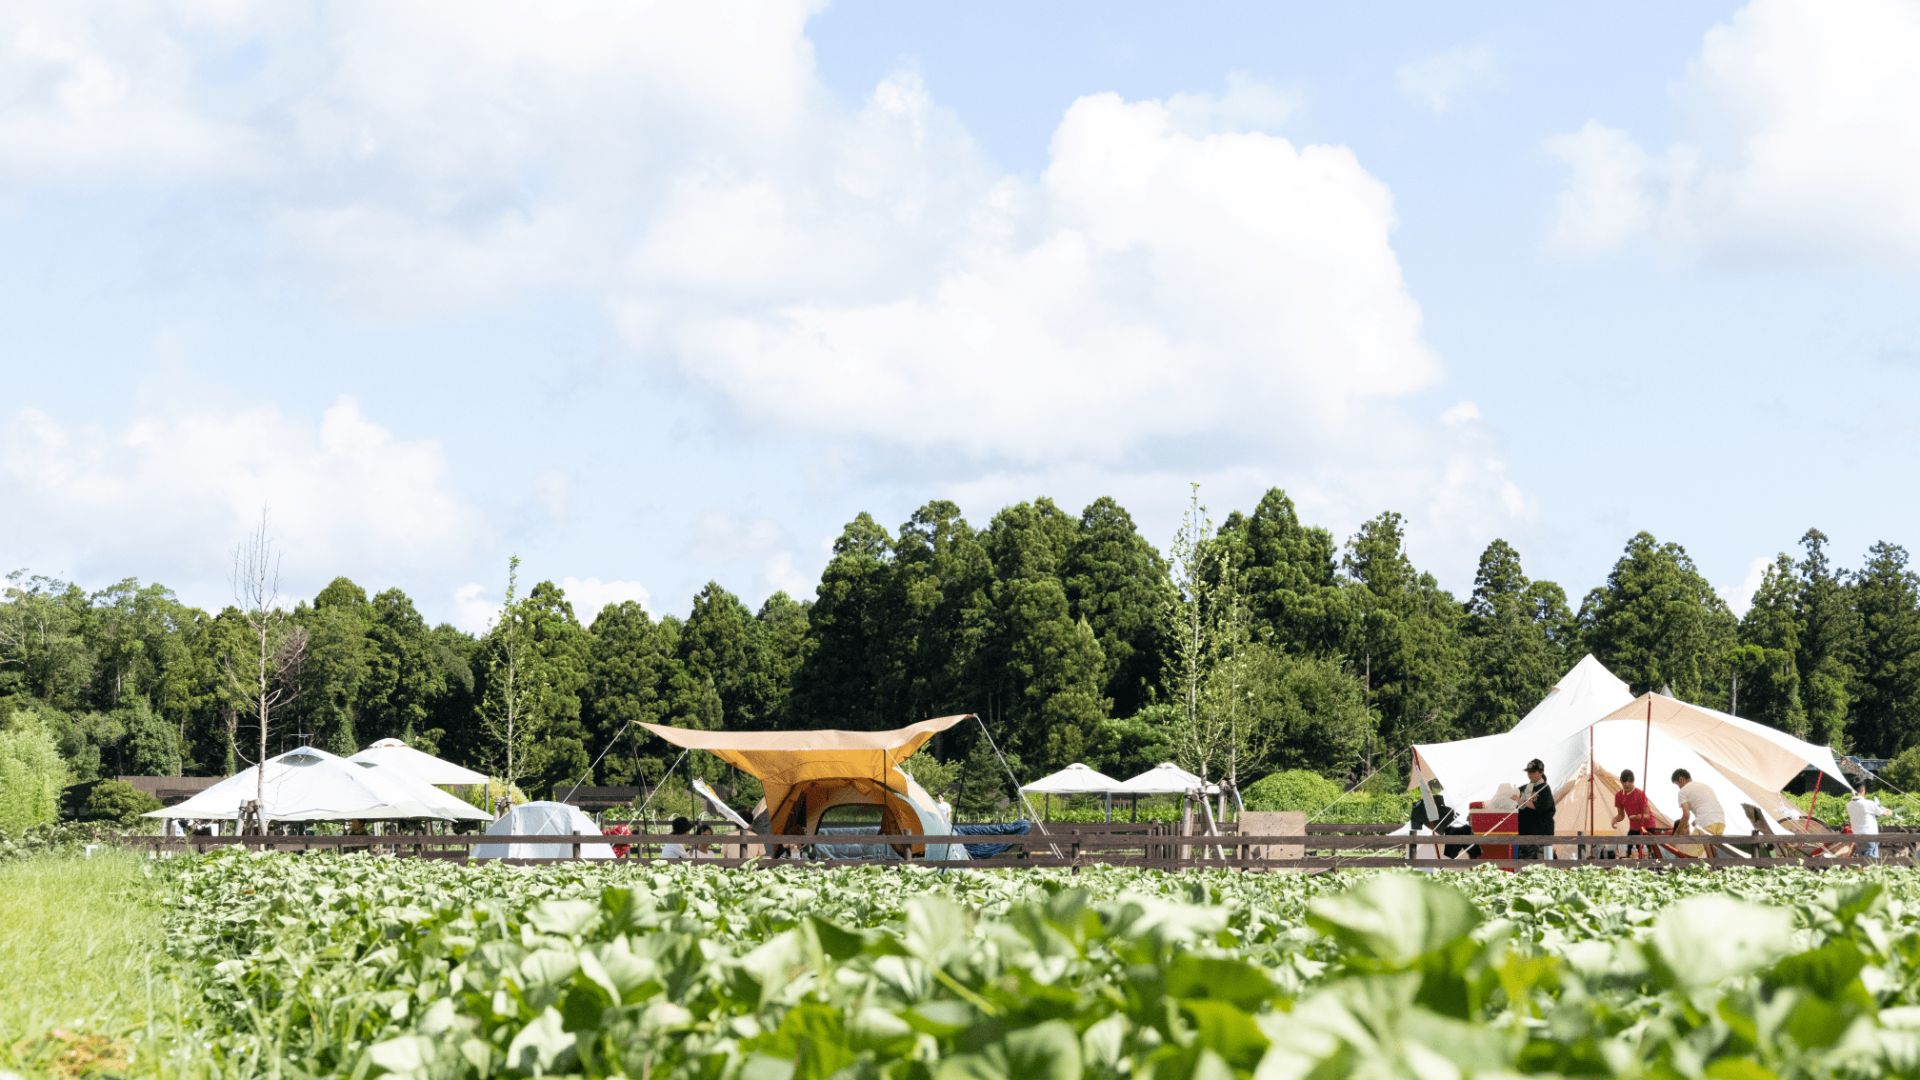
[
  {"left": 1242, "top": 769, "right": 1342, "bottom": 814},
  {"left": 1881, "top": 746, "right": 1920, "bottom": 793},
  {"left": 82, "top": 780, "right": 163, "bottom": 827},
  {"left": 0, "top": 709, "right": 69, "bottom": 834}
]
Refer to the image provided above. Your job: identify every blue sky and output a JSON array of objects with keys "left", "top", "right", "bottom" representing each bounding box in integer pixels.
[{"left": 5, "top": 1, "right": 1919, "bottom": 630}]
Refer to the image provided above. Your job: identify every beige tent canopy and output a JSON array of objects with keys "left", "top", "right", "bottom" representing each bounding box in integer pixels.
[{"left": 640, "top": 715, "right": 969, "bottom": 860}]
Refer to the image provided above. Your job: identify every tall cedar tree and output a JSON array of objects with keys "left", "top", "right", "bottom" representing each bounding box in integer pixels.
[
  {"left": 1579, "top": 532, "right": 1736, "bottom": 702},
  {"left": 1848, "top": 542, "right": 1920, "bottom": 754}
]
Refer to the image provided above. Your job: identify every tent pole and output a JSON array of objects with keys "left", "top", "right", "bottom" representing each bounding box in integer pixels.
[
  {"left": 1809, "top": 770, "right": 1824, "bottom": 833},
  {"left": 1588, "top": 722, "right": 1596, "bottom": 843},
  {"left": 1641, "top": 696, "right": 1652, "bottom": 799}
]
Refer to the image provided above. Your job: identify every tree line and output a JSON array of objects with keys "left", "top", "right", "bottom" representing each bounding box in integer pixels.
[{"left": 4, "top": 488, "right": 1920, "bottom": 823}]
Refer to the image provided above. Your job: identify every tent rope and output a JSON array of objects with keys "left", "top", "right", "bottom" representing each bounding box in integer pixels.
[
  {"left": 1306, "top": 744, "right": 1412, "bottom": 825},
  {"left": 972, "top": 713, "right": 1064, "bottom": 858},
  {"left": 634, "top": 748, "right": 689, "bottom": 822},
  {"left": 562, "top": 719, "right": 635, "bottom": 806}
]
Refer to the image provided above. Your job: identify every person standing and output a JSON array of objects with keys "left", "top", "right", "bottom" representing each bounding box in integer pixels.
[
  {"left": 1671, "top": 769, "right": 1726, "bottom": 858},
  {"left": 1515, "top": 759, "right": 1555, "bottom": 861},
  {"left": 1610, "top": 768, "right": 1656, "bottom": 858},
  {"left": 1848, "top": 780, "right": 1890, "bottom": 859}
]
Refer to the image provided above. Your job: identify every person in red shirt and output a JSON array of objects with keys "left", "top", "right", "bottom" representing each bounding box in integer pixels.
[{"left": 1611, "top": 768, "right": 1656, "bottom": 858}]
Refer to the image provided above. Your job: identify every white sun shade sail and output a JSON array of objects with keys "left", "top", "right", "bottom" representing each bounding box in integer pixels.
[
  {"left": 1113, "top": 762, "right": 1220, "bottom": 796},
  {"left": 348, "top": 738, "right": 490, "bottom": 787},
  {"left": 146, "top": 746, "right": 480, "bottom": 822},
  {"left": 1021, "top": 762, "right": 1123, "bottom": 795}
]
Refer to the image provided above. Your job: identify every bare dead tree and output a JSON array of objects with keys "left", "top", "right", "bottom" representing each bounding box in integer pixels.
[{"left": 224, "top": 511, "right": 307, "bottom": 832}]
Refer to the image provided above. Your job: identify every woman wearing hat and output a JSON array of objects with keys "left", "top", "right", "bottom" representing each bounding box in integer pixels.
[{"left": 1515, "top": 759, "right": 1555, "bottom": 861}]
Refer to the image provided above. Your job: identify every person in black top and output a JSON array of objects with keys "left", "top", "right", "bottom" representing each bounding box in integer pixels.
[
  {"left": 1408, "top": 780, "right": 1476, "bottom": 860},
  {"left": 1514, "top": 759, "right": 1555, "bottom": 860}
]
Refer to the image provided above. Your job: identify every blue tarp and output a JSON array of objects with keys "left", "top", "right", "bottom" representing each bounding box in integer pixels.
[{"left": 954, "top": 821, "right": 1030, "bottom": 859}]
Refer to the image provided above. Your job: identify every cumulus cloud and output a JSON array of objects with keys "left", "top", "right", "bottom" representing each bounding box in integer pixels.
[
  {"left": 0, "top": 4, "right": 263, "bottom": 180},
  {"left": 1548, "top": 0, "right": 1920, "bottom": 263},
  {"left": 687, "top": 511, "right": 820, "bottom": 603},
  {"left": 448, "top": 576, "right": 649, "bottom": 634},
  {"left": 1396, "top": 43, "right": 1495, "bottom": 114},
  {"left": 626, "top": 84, "right": 1438, "bottom": 465},
  {"left": 558, "top": 576, "right": 652, "bottom": 625},
  {"left": 0, "top": 396, "right": 479, "bottom": 608},
  {"left": 0, "top": 4, "right": 1529, "bottom": 585}
]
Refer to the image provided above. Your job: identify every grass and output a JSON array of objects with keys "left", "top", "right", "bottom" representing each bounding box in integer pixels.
[{"left": 0, "top": 851, "right": 193, "bottom": 1077}]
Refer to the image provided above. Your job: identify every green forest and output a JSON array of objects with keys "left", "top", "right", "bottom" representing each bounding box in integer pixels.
[{"left": 4, "top": 487, "right": 1920, "bottom": 830}]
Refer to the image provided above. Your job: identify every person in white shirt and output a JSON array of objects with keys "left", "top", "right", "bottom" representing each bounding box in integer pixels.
[
  {"left": 1671, "top": 769, "right": 1726, "bottom": 858},
  {"left": 1848, "top": 780, "right": 1890, "bottom": 859}
]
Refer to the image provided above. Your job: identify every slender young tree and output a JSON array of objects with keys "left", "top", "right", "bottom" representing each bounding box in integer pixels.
[
  {"left": 478, "top": 555, "right": 539, "bottom": 790},
  {"left": 1165, "top": 483, "right": 1255, "bottom": 786},
  {"left": 224, "top": 512, "right": 307, "bottom": 832}
]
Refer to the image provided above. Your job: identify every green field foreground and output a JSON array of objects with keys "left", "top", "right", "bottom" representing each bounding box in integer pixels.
[
  {"left": 14, "top": 852, "right": 1920, "bottom": 1076},
  {"left": 0, "top": 852, "right": 197, "bottom": 1077}
]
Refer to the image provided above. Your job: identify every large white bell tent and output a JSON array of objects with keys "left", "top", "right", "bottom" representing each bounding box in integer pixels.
[{"left": 1410, "top": 655, "right": 1849, "bottom": 842}]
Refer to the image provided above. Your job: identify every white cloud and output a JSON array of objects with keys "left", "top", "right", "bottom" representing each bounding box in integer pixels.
[
  {"left": 0, "top": 5, "right": 263, "bottom": 180},
  {"left": 686, "top": 511, "right": 821, "bottom": 603},
  {"left": 0, "top": 6, "right": 1531, "bottom": 575},
  {"left": 558, "top": 576, "right": 651, "bottom": 626},
  {"left": 1396, "top": 43, "right": 1495, "bottom": 114},
  {"left": 626, "top": 83, "right": 1438, "bottom": 465},
  {"left": 1545, "top": 122, "right": 1657, "bottom": 255},
  {"left": 450, "top": 582, "right": 500, "bottom": 635},
  {"left": 449, "top": 576, "right": 649, "bottom": 634},
  {"left": 0, "top": 396, "right": 480, "bottom": 609},
  {"left": 1165, "top": 71, "right": 1299, "bottom": 133},
  {"left": 1720, "top": 554, "right": 1774, "bottom": 618},
  {"left": 1549, "top": 0, "right": 1920, "bottom": 264}
]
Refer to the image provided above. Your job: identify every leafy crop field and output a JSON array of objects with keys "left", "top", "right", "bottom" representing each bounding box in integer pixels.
[
  {"left": 13, "top": 852, "right": 1920, "bottom": 1076},
  {"left": 97, "top": 854, "right": 1915, "bottom": 1078}
]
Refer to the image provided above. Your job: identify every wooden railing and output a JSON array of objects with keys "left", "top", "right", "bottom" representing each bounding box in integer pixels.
[{"left": 112, "top": 827, "right": 1914, "bottom": 870}]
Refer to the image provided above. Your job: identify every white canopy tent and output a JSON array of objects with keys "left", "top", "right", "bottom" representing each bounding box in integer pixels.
[
  {"left": 1411, "top": 656, "right": 1850, "bottom": 846},
  {"left": 1114, "top": 762, "right": 1220, "bottom": 796},
  {"left": 1021, "top": 762, "right": 1122, "bottom": 795},
  {"left": 1021, "top": 762, "right": 1122, "bottom": 820},
  {"left": 347, "top": 738, "right": 489, "bottom": 787},
  {"left": 471, "top": 801, "right": 614, "bottom": 860},
  {"left": 350, "top": 758, "right": 491, "bottom": 822},
  {"left": 145, "top": 746, "right": 486, "bottom": 825}
]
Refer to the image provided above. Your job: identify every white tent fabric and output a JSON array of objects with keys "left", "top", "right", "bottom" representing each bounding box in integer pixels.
[
  {"left": 146, "top": 746, "right": 469, "bottom": 823},
  {"left": 471, "top": 801, "right": 614, "bottom": 860},
  {"left": 351, "top": 758, "right": 490, "bottom": 821},
  {"left": 1114, "top": 762, "right": 1220, "bottom": 796},
  {"left": 1510, "top": 653, "right": 1635, "bottom": 739},
  {"left": 1412, "top": 656, "right": 1849, "bottom": 843},
  {"left": 348, "top": 738, "right": 489, "bottom": 787},
  {"left": 1021, "top": 762, "right": 1122, "bottom": 794},
  {"left": 1595, "top": 694, "right": 1848, "bottom": 792}
]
